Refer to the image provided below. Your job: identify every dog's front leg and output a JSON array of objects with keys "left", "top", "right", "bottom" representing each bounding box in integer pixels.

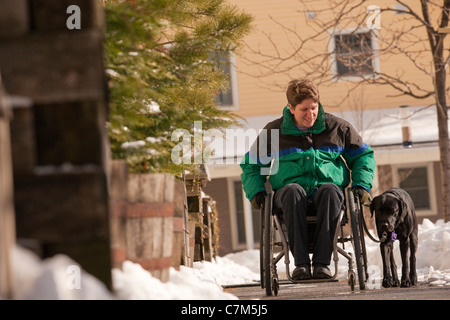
[
  {"left": 381, "top": 242, "right": 394, "bottom": 288},
  {"left": 400, "top": 237, "right": 411, "bottom": 287},
  {"left": 409, "top": 232, "right": 418, "bottom": 285},
  {"left": 389, "top": 245, "right": 399, "bottom": 287}
]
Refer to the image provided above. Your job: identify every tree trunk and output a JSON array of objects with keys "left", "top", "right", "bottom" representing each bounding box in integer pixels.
[
  {"left": 426, "top": 0, "right": 450, "bottom": 222},
  {"left": 437, "top": 104, "right": 450, "bottom": 222},
  {"left": 434, "top": 46, "right": 449, "bottom": 222}
]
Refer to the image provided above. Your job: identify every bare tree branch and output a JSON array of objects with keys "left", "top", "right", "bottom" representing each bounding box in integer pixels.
[{"left": 238, "top": 0, "right": 448, "bottom": 105}]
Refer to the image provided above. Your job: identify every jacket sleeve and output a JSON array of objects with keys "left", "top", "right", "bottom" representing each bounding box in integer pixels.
[
  {"left": 240, "top": 153, "right": 269, "bottom": 201},
  {"left": 342, "top": 125, "right": 376, "bottom": 191},
  {"left": 240, "top": 128, "right": 273, "bottom": 201}
]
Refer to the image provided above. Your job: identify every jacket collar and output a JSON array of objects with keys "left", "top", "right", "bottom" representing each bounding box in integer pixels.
[{"left": 281, "top": 102, "right": 325, "bottom": 136}]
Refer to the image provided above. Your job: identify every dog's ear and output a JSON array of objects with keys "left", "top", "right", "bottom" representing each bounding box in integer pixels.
[{"left": 389, "top": 189, "right": 410, "bottom": 222}]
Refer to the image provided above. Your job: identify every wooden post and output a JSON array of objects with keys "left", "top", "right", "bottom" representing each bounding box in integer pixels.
[
  {"left": 109, "top": 161, "right": 190, "bottom": 279},
  {"left": 184, "top": 164, "right": 211, "bottom": 262},
  {"left": 181, "top": 188, "right": 192, "bottom": 267},
  {"left": 0, "top": 76, "right": 15, "bottom": 299},
  {"left": 0, "top": 1, "right": 113, "bottom": 290},
  {"left": 202, "top": 196, "right": 214, "bottom": 262},
  {"left": 109, "top": 160, "right": 129, "bottom": 269},
  {"left": 125, "top": 173, "right": 176, "bottom": 282},
  {"left": 171, "top": 177, "right": 188, "bottom": 270}
]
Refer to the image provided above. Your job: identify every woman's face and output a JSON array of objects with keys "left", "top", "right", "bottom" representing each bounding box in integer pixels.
[{"left": 288, "top": 98, "right": 318, "bottom": 128}]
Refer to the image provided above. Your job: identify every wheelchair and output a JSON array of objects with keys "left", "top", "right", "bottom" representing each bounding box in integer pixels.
[{"left": 259, "top": 186, "right": 369, "bottom": 296}]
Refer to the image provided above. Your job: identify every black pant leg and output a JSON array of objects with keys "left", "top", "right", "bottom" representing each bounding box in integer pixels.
[
  {"left": 273, "top": 183, "right": 310, "bottom": 266},
  {"left": 311, "top": 183, "right": 344, "bottom": 266}
]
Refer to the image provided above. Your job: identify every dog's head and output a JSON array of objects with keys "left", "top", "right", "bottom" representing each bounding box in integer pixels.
[
  {"left": 370, "top": 190, "right": 411, "bottom": 233},
  {"left": 370, "top": 194, "right": 399, "bottom": 232}
]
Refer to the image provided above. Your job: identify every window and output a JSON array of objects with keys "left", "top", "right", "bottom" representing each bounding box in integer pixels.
[
  {"left": 228, "top": 178, "right": 260, "bottom": 249},
  {"left": 398, "top": 167, "right": 430, "bottom": 210},
  {"left": 329, "top": 28, "right": 379, "bottom": 81},
  {"left": 213, "top": 51, "right": 239, "bottom": 110},
  {"left": 393, "top": 163, "right": 437, "bottom": 216}
]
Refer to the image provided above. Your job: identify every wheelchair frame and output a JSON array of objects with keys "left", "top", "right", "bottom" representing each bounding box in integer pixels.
[{"left": 259, "top": 187, "right": 369, "bottom": 296}]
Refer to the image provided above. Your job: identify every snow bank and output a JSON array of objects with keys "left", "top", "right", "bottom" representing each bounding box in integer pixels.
[
  {"left": 416, "top": 219, "right": 450, "bottom": 270},
  {"left": 4, "top": 219, "right": 450, "bottom": 300},
  {"left": 7, "top": 247, "right": 237, "bottom": 300},
  {"left": 112, "top": 262, "right": 237, "bottom": 300},
  {"left": 193, "top": 250, "right": 260, "bottom": 286},
  {"left": 11, "top": 246, "right": 113, "bottom": 300}
]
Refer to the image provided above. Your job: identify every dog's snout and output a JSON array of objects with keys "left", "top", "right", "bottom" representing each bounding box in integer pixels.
[{"left": 380, "top": 222, "right": 393, "bottom": 232}]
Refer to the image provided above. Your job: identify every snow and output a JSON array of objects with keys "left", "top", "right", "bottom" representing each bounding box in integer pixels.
[
  {"left": 4, "top": 218, "right": 450, "bottom": 300},
  {"left": 112, "top": 261, "right": 237, "bottom": 300}
]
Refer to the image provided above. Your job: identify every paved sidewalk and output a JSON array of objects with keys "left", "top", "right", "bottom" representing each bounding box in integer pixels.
[{"left": 225, "top": 279, "right": 450, "bottom": 300}]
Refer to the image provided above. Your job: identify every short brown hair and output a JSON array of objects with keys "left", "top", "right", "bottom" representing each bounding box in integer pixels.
[{"left": 286, "top": 78, "right": 320, "bottom": 107}]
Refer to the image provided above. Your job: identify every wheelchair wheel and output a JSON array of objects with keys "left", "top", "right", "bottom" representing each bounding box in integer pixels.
[
  {"left": 259, "top": 196, "right": 267, "bottom": 289},
  {"left": 347, "top": 189, "right": 366, "bottom": 290},
  {"left": 348, "top": 270, "right": 356, "bottom": 291},
  {"left": 358, "top": 205, "right": 369, "bottom": 281},
  {"left": 259, "top": 203, "right": 264, "bottom": 289},
  {"left": 260, "top": 194, "right": 274, "bottom": 296}
]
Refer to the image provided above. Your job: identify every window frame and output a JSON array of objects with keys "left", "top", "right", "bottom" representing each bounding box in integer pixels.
[
  {"left": 328, "top": 27, "right": 380, "bottom": 82},
  {"left": 227, "top": 177, "right": 259, "bottom": 250},
  {"left": 215, "top": 52, "right": 240, "bottom": 110}
]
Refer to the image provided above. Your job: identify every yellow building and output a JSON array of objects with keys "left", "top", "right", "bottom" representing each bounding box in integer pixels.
[{"left": 203, "top": 0, "right": 446, "bottom": 254}]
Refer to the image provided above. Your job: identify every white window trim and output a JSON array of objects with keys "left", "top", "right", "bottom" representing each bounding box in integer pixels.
[
  {"left": 219, "top": 52, "right": 240, "bottom": 110},
  {"left": 328, "top": 27, "right": 380, "bottom": 82},
  {"left": 391, "top": 162, "right": 437, "bottom": 217},
  {"left": 227, "top": 177, "right": 254, "bottom": 250}
]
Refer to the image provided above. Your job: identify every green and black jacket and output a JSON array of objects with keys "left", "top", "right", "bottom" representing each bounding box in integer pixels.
[{"left": 240, "top": 103, "right": 376, "bottom": 202}]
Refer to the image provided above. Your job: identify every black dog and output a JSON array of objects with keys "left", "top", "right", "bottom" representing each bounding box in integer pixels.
[{"left": 370, "top": 188, "right": 418, "bottom": 288}]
